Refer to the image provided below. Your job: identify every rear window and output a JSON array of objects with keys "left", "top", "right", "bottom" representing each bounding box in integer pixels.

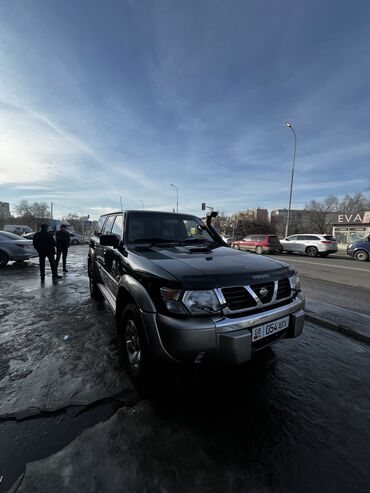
[
  {"left": 0, "top": 231, "right": 21, "bottom": 240},
  {"left": 268, "top": 235, "right": 280, "bottom": 244},
  {"left": 323, "top": 235, "right": 336, "bottom": 241}
]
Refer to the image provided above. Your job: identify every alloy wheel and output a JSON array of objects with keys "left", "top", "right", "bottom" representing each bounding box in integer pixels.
[
  {"left": 306, "top": 246, "right": 318, "bottom": 257},
  {"left": 354, "top": 250, "right": 368, "bottom": 262},
  {"left": 125, "top": 319, "right": 141, "bottom": 371}
]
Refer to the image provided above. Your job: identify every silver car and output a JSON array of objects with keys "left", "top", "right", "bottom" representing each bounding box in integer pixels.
[
  {"left": 0, "top": 231, "right": 38, "bottom": 267},
  {"left": 280, "top": 234, "right": 338, "bottom": 257}
]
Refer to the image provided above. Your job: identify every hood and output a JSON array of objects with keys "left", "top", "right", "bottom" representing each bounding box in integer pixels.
[{"left": 131, "top": 244, "right": 293, "bottom": 289}]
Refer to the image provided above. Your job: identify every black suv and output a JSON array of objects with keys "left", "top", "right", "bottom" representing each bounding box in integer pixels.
[{"left": 88, "top": 211, "right": 305, "bottom": 382}]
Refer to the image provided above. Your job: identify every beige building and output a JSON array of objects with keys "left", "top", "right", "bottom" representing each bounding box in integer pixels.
[{"left": 0, "top": 201, "right": 10, "bottom": 218}]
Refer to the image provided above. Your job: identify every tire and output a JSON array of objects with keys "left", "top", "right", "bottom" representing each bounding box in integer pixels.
[
  {"left": 71, "top": 239, "right": 79, "bottom": 245},
  {"left": 0, "top": 251, "right": 9, "bottom": 267},
  {"left": 354, "top": 250, "right": 369, "bottom": 262},
  {"left": 305, "top": 246, "right": 318, "bottom": 257},
  {"left": 89, "top": 264, "right": 104, "bottom": 300},
  {"left": 233, "top": 244, "right": 240, "bottom": 250},
  {"left": 255, "top": 246, "right": 263, "bottom": 255},
  {"left": 120, "top": 303, "right": 150, "bottom": 384}
]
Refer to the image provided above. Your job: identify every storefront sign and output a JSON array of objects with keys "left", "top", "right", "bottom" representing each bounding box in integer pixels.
[{"left": 331, "top": 211, "right": 370, "bottom": 224}]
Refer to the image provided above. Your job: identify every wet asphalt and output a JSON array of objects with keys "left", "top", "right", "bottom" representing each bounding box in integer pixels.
[{"left": 1, "top": 247, "right": 370, "bottom": 492}]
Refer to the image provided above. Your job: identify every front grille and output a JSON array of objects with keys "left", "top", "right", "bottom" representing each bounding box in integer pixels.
[
  {"left": 276, "top": 278, "right": 291, "bottom": 300},
  {"left": 221, "top": 286, "right": 257, "bottom": 311},
  {"left": 250, "top": 282, "right": 274, "bottom": 304}
]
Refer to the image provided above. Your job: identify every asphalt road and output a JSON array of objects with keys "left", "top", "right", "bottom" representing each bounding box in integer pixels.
[
  {"left": 1, "top": 247, "right": 370, "bottom": 492},
  {"left": 273, "top": 253, "right": 370, "bottom": 316}
]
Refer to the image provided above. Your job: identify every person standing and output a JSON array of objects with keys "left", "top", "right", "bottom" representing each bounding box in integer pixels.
[
  {"left": 56, "top": 224, "right": 70, "bottom": 273},
  {"left": 33, "top": 224, "right": 61, "bottom": 280}
]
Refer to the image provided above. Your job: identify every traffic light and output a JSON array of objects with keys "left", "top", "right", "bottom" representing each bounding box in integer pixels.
[{"left": 201, "top": 202, "right": 206, "bottom": 210}]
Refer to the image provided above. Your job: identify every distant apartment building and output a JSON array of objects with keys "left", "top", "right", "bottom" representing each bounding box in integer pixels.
[
  {"left": 232, "top": 208, "right": 268, "bottom": 222},
  {"left": 270, "top": 208, "right": 312, "bottom": 228},
  {"left": 0, "top": 201, "right": 10, "bottom": 218}
]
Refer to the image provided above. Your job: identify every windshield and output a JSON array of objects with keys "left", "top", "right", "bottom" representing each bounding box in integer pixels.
[{"left": 126, "top": 213, "right": 214, "bottom": 244}]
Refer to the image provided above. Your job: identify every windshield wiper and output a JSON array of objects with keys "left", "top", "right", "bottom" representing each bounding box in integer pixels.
[
  {"left": 180, "top": 238, "right": 217, "bottom": 245},
  {"left": 131, "top": 237, "right": 180, "bottom": 246}
]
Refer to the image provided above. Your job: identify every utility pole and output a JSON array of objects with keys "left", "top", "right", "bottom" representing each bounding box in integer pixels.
[
  {"left": 50, "top": 202, "right": 53, "bottom": 220},
  {"left": 285, "top": 122, "right": 297, "bottom": 238}
]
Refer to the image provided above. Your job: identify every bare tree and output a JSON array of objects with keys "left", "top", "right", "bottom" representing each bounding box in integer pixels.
[
  {"left": 13, "top": 200, "right": 51, "bottom": 230},
  {"left": 306, "top": 192, "right": 370, "bottom": 232}
]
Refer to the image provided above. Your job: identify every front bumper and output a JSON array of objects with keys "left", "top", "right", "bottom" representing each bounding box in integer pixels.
[{"left": 142, "top": 296, "right": 305, "bottom": 365}]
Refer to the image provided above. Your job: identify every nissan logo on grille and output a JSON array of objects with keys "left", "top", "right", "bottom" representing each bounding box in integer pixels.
[{"left": 259, "top": 287, "right": 269, "bottom": 298}]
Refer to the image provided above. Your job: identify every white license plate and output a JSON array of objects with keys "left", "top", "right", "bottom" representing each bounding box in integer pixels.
[{"left": 252, "top": 316, "right": 289, "bottom": 342}]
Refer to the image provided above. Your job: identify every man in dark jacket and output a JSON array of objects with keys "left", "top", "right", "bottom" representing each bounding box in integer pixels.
[
  {"left": 33, "top": 224, "right": 61, "bottom": 280},
  {"left": 56, "top": 224, "right": 70, "bottom": 273}
]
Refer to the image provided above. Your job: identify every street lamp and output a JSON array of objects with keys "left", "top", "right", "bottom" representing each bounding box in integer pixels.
[
  {"left": 285, "top": 122, "right": 297, "bottom": 238},
  {"left": 170, "top": 184, "right": 179, "bottom": 213}
]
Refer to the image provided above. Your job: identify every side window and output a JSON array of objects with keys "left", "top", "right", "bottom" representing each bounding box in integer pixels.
[
  {"left": 288, "top": 235, "right": 298, "bottom": 241},
  {"left": 251, "top": 235, "right": 259, "bottom": 241},
  {"left": 102, "top": 215, "right": 115, "bottom": 235},
  {"left": 94, "top": 216, "right": 107, "bottom": 236},
  {"left": 258, "top": 235, "right": 266, "bottom": 242},
  {"left": 111, "top": 215, "right": 123, "bottom": 238},
  {"left": 297, "top": 235, "right": 307, "bottom": 241},
  {"left": 243, "top": 236, "right": 251, "bottom": 241}
]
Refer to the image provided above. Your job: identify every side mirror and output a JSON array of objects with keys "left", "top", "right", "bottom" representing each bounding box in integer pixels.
[
  {"left": 100, "top": 234, "right": 119, "bottom": 248},
  {"left": 284, "top": 238, "right": 289, "bottom": 241}
]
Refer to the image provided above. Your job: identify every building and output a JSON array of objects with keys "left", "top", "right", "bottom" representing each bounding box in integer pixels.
[
  {"left": 231, "top": 208, "right": 268, "bottom": 222},
  {"left": 327, "top": 211, "right": 370, "bottom": 247},
  {"left": 270, "top": 209, "right": 313, "bottom": 228},
  {"left": 0, "top": 201, "right": 10, "bottom": 218}
]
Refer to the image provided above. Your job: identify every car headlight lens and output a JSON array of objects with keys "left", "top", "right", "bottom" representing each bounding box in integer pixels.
[
  {"left": 182, "top": 290, "right": 221, "bottom": 314},
  {"left": 289, "top": 273, "right": 301, "bottom": 292},
  {"left": 160, "top": 288, "right": 221, "bottom": 315}
]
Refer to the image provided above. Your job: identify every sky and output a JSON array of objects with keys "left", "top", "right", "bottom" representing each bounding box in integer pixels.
[{"left": 0, "top": 0, "right": 369, "bottom": 220}]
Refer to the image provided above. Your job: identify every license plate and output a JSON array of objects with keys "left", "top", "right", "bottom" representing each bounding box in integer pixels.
[{"left": 252, "top": 316, "right": 289, "bottom": 342}]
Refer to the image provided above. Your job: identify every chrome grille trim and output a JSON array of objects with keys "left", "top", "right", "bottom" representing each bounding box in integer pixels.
[{"left": 216, "top": 277, "right": 292, "bottom": 315}]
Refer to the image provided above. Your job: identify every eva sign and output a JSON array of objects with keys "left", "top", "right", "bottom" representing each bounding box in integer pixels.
[{"left": 335, "top": 211, "right": 370, "bottom": 224}]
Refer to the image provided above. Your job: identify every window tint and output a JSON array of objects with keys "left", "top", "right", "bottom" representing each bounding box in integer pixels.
[
  {"left": 287, "top": 235, "right": 298, "bottom": 241},
  {"left": 103, "top": 215, "right": 115, "bottom": 235},
  {"left": 95, "top": 216, "right": 107, "bottom": 236},
  {"left": 126, "top": 212, "right": 213, "bottom": 243},
  {"left": 250, "top": 235, "right": 259, "bottom": 241},
  {"left": 258, "top": 235, "right": 267, "bottom": 242},
  {"left": 243, "top": 236, "right": 251, "bottom": 241},
  {"left": 111, "top": 215, "right": 123, "bottom": 238},
  {"left": 299, "top": 235, "right": 319, "bottom": 241}
]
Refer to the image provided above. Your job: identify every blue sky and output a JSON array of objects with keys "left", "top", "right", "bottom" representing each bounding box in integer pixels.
[{"left": 0, "top": 0, "right": 369, "bottom": 219}]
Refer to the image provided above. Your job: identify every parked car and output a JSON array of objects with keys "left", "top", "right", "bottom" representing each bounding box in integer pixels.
[
  {"left": 23, "top": 231, "right": 85, "bottom": 245},
  {"left": 231, "top": 234, "right": 283, "bottom": 254},
  {"left": 280, "top": 234, "right": 338, "bottom": 257},
  {"left": 88, "top": 210, "right": 305, "bottom": 384},
  {"left": 4, "top": 224, "right": 33, "bottom": 235},
  {"left": 346, "top": 235, "right": 370, "bottom": 261},
  {"left": 0, "top": 231, "right": 38, "bottom": 267}
]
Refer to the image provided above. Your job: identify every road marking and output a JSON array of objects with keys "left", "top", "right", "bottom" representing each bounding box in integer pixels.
[{"left": 283, "top": 258, "right": 370, "bottom": 273}]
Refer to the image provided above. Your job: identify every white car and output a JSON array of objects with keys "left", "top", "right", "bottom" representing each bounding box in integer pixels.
[{"left": 280, "top": 234, "right": 338, "bottom": 257}]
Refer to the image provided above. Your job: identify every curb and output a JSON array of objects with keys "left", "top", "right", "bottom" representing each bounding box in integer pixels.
[{"left": 305, "top": 311, "right": 370, "bottom": 345}]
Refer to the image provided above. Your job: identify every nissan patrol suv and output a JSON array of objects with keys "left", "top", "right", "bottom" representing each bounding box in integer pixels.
[{"left": 88, "top": 210, "right": 305, "bottom": 383}]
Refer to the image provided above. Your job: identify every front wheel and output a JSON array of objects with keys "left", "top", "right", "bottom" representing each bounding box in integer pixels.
[
  {"left": 0, "top": 251, "right": 9, "bottom": 267},
  {"left": 354, "top": 250, "right": 369, "bottom": 262},
  {"left": 120, "top": 304, "right": 150, "bottom": 384},
  {"left": 305, "top": 246, "right": 318, "bottom": 257}
]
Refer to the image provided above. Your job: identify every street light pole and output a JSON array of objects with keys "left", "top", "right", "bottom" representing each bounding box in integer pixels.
[
  {"left": 170, "top": 184, "right": 178, "bottom": 213},
  {"left": 285, "top": 122, "right": 297, "bottom": 238}
]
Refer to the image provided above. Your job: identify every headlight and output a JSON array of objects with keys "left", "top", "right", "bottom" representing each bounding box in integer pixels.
[
  {"left": 160, "top": 288, "right": 221, "bottom": 315},
  {"left": 182, "top": 290, "right": 221, "bottom": 314},
  {"left": 289, "top": 273, "right": 301, "bottom": 292}
]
